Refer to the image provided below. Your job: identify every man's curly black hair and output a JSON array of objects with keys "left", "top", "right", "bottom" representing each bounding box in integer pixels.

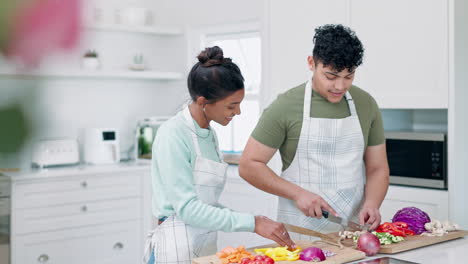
[{"left": 312, "top": 24, "right": 364, "bottom": 72}]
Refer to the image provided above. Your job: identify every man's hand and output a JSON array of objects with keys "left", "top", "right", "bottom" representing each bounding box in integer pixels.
[
  {"left": 293, "top": 189, "right": 338, "bottom": 218},
  {"left": 359, "top": 206, "right": 381, "bottom": 230}
]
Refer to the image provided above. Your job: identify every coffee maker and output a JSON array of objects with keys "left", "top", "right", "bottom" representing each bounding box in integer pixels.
[{"left": 135, "top": 117, "right": 169, "bottom": 161}]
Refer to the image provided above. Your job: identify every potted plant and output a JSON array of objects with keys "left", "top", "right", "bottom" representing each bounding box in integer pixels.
[
  {"left": 81, "top": 50, "right": 100, "bottom": 69},
  {"left": 129, "top": 53, "right": 145, "bottom": 71}
]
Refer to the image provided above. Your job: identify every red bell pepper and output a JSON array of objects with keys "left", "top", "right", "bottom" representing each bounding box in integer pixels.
[{"left": 376, "top": 222, "right": 415, "bottom": 237}]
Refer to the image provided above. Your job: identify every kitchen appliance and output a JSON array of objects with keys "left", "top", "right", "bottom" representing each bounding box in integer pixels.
[
  {"left": 84, "top": 128, "right": 120, "bottom": 164},
  {"left": 385, "top": 131, "right": 447, "bottom": 189},
  {"left": 0, "top": 177, "right": 10, "bottom": 264},
  {"left": 31, "top": 138, "right": 80, "bottom": 167},
  {"left": 135, "top": 117, "right": 169, "bottom": 161}
]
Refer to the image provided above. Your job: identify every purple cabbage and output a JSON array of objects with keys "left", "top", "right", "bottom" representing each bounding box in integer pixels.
[{"left": 392, "top": 207, "right": 431, "bottom": 235}]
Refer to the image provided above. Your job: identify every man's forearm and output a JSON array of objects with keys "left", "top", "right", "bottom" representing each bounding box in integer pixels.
[
  {"left": 363, "top": 167, "right": 389, "bottom": 209},
  {"left": 239, "top": 158, "right": 304, "bottom": 201}
]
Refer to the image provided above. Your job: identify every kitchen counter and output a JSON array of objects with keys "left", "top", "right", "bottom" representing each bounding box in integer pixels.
[
  {"left": 0, "top": 161, "right": 151, "bottom": 182},
  {"left": 349, "top": 236, "right": 468, "bottom": 263}
]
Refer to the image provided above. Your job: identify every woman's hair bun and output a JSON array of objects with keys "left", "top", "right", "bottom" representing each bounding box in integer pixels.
[{"left": 197, "top": 46, "right": 231, "bottom": 67}]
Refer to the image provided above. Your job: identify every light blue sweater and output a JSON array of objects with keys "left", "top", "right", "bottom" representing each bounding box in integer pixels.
[{"left": 151, "top": 109, "right": 255, "bottom": 232}]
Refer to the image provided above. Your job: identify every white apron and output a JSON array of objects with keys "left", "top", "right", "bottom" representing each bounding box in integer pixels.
[
  {"left": 143, "top": 106, "right": 228, "bottom": 264},
  {"left": 277, "top": 81, "right": 365, "bottom": 240}
]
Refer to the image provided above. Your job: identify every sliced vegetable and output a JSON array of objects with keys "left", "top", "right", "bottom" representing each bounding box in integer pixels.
[
  {"left": 376, "top": 222, "right": 414, "bottom": 237},
  {"left": 392, "top": 207, "right": 431, "bottom": 235},
  {"left": 254, "top": 246, "right": 301, "bottom": 261},
  {"left": 370, "top": 232, "right": 405, "bottom": 245},
  {"left": 356, "top": 232, "right": 380, "bottom": 256},
  {"left": 322, "top": 250, "right": 336, "bottom": 257},
  {"left": 299, "top": 247, "right": 326, "bottom": 262},
  {"left": 216, "top": 245, "right": 254, "bottom": 264},
  {"left": 423, "top": 219, "right": 460, "bottom": 236}
]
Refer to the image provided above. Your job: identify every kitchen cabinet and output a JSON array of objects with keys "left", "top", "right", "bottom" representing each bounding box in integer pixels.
[
  {"left": 349, "top": 0, "right": 448, "bottom": 109},
  {"left": 380, "top": 185, "right": 449, "bottom": 223},
  {"left": 265, "top": 0, "right": 448, "bottom": 109},
  {"left": 5, "top": 163, "right": 151, "bottom": 264}
]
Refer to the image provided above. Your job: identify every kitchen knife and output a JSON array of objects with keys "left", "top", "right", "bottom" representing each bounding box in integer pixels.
[
  {"left": 322, "top": 211, "right": 370, "bottom": 231},
  {"left": 283, "top": 223, "right": 334, "bottom": 241}
]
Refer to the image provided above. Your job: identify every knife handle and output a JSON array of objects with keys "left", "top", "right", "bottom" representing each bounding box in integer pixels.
[{"left": 322, "top": 210, "right": 329, "bottom": 218}]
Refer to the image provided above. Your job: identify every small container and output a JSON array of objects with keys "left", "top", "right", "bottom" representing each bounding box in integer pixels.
[
  {"left": 82, "top": 57, "right": 100, "bottom": 70},
  {"left": 121, "top": 7, "right": 150, "bottom": 27},
  {"left": 81, "top": 50, "right": 100, "bottom": 70}
]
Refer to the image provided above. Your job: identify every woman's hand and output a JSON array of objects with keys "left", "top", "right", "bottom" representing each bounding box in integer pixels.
[
  {"left": 293, "top": 189, "right": 338, "bottom": 218},
  {"left": 254, "top": 216, "right": 296, "bottom": 249}
]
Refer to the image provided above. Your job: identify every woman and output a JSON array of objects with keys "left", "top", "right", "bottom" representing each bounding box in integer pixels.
[{"left": 143, "top": 46, "right": 295, "bottom": 264}]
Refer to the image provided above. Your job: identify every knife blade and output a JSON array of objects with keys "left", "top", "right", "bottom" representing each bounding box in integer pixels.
[
  {"left": 283, "top": 223, "right": 334, "bottom": 241},
  {"left": 322, "top": 211, "right": 370, "bottom": 231}
]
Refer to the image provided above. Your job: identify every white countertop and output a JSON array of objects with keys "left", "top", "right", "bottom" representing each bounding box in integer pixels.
[
  {"left": 350, "top": 236, "right": 468, "bottom": 264},
  {"left": 0, "top": 161, "right": 151, "bottom": 182}
]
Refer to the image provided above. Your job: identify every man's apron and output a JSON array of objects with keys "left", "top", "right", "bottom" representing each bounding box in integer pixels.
[
  {"left": 143, "top": 106, "right": 228, "bottom": 264},
  {"left": 277, "top": 81, "right": 365, "bottom": 240}
]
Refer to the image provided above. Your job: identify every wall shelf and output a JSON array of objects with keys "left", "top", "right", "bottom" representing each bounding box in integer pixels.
[
  {"left": 0, "top": 69, "right": 183, "bottom": 80},
  {"left": 83, "top": 24, "right": 183, "bottom": 36}
]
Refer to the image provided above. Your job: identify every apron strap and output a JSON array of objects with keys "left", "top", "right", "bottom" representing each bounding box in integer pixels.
[
  {"left": 344, "top": 91, "right": 358, "bottom": 116},
  {"left": 183, "top": 106, "right": 202, "bottom": 156},
  {"left": 142, "top": 229, "right": 156, "bottom": 263},
  {"left": 303, "top": 81, "right": 313, "bottom": 120},
  {"left": 182, "top": 105, "right": 224, "bottom": 161},
  {"left": 210, "top": 128, "right": 224, "bottom": 161},
  {"left": 305, "top": 81, "right": 359, "bottom": 118}
]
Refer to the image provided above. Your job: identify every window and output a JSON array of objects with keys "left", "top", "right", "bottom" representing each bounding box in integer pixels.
[{"left": 196, "top": 23, "right": 261, "bottom": 152}]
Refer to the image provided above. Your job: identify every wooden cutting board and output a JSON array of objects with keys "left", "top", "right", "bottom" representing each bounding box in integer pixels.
[
  {"left": 326, "top": 230, "right": 468, "bottom": 254},
  {"left": 192, "top": 241, "right": 365, "bottom": 264}
]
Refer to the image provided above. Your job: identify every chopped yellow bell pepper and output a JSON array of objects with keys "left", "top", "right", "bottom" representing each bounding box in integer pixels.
[{"left": 254, "top": 246, "right": 302, "bottom": 261}]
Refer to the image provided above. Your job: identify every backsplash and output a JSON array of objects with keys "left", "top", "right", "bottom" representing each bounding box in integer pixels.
[
  {"left": 0, "top": 78, "right": 188, "bottom": 170},
  {"left": 381, "top": 109, "right": 448, "bottom": 132}
]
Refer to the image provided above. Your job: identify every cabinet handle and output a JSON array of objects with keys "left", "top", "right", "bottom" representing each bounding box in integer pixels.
[
  {"left": 81, "top": 205, "right": 87, "bottom": 212},
  {"left": 81, "top": 181, "right": 87, "bottom": 188},
  {"left": 113, "top": 242, "right": 124, "bottom": 250},
  {"left": 37, "top": 254, "right": 49, "bottom": 263}
]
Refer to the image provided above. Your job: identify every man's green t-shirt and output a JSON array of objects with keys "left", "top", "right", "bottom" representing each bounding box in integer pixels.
[{"left": 251, "top": 83, "right": 385, "bottom": 171}]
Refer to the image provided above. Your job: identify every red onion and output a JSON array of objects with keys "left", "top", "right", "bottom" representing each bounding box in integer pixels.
[
  {"left": 299, "top": 247, "right": 326, "bottom": 262},
  {"left": 357, "top": 232, "right": 380, "bottom": 256}
]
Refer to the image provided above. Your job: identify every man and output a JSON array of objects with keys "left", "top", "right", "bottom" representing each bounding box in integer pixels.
[{"left": 239, "top": 24, "right": 389, "bottom": 235}]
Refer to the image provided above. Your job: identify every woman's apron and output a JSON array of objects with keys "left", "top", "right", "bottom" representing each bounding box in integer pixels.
[
  {"left": 277, "top": 81, "right": 366, "bottom": 240},
  {"left": 143, "top": 106, "right": 228, "bottom": 264}
]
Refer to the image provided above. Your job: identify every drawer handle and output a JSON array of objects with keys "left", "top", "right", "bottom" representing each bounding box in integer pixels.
[
  {"left": 81, "top": 181, "right": 87, "bottom": 188},
  {"left": 113, "top": 242, "right": 124, "bottom": 250},
  {"left": 38, "top": 254, "right": 49, "bottom": 263},
  {"left": 81, "top": 205, "right": 87, "bottom": 212}
]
